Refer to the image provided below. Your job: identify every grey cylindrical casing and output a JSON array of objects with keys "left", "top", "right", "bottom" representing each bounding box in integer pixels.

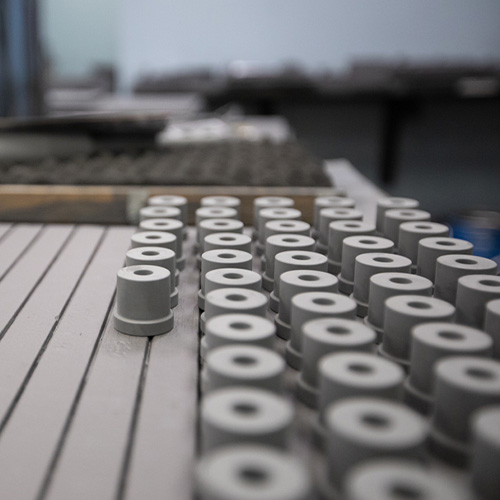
[
  {"left": 376, "top": 197, "right": 419, "bottom": 233},
  {"left": 269, "top": 250, "right": 328, "bottom": 312},
  {"left": 199, "top": 249, "right": 253, "bottom": 298},
  {"left": 204, "top": 314, "right": 276, "bottom": 353},
  {"left": 195, "top": 206, "right": 238, "bottom": 226},
  {"left": 125, "top": 246, "right": 178, "bottom": 307},
  {"left": 138, "top": 218, "right": 184, "bottom": 270},
  {"left": 317, "top": 207, "right": 362, "bottom": 251},
  {"left": 196, "top": 445, "right": 312, "bottom": 500},
  {"left": 416, "top": 237, "right": 473, "bottom": 281},
  {"left": 131, "top": 232, "right": 178, "bottom": 271},
  {"left": 298, "top": 319, "right": 376, "bottom": 407},
  {"left": 195, "top": 207, "right": 238, "bottom": 247},
  {"left": 366, "top": 272, "right": 432, "bottom": 340},
  {"left": 257, "top": 207, "right": 302, "bottom": 248},
  {"left": 318, "top": 353, "right": 404, "bottom": 423},
  {"left": 383, "top": 209, "right": 431, "bottom": 245},
  {"left": 113, "top": 265, "right": 173, "bottom": 336},
  {"left": 286, "top": 292, "right": 357, "bottom": 370},
  {"left": 352, "top": 253, "right": 412, "bottom": 316},
  {"left": 204, "top": 345, "right": 285, "bottom": 393},
  {"left": 275, "top": 270, "right": 338, "bottom": 340},
  {"left": 398, "top": 221, "right": 450, "bottom": 266},
  {"left": 264, "top": 219, "right": 311, "bottom": 240},
  {"left": 344, "top": 459, "right": 465, "bottom": 500},
  {"left": 204, "top": 232, "right": 252, "bottom": 253},
  {"left": 204, "top": 288, "right": 268, "bottom": 326},
  {"left": 201, "top": 195, "right": 241, "bottom": 217},
  {"left": 406, "top": 322, "right": 493, "bottom": 414},
  {"left": 253, "top": 196, "right": 294, "bottom": 232},
  {"left": 380, "top": 295, "right": 455, "bottom": 368},
  {"left": 148, "top": 195, "right": 188, "bottom": 227},
  {"left": 455, "top": 274, "right": 500, "bottom": 328},
  {"left": 327, "top": 220, "right": 376, "bottom": 275},
  {"left": 198, "top": 218, "right": 244, "bottom": 253},
  {"left": 339, "top": 236, "right": 394, "bottom": 295},
  {"left": 263, "top": 234, "right": 315, "bottom": 291},
  {"left": 139, "top": 205, "right": 181, "bottom": 222},
  {"left": 471, "top": 406, "right": 500, "bottom": 500},
  {"left": 205, "top": 268, "right": 262, "bottom": 296},
  {"left": 313, "top": 195, "right": 354, "bottom": 231},
  {"left": 200, "top": 388, "right": 294, "bottom": 452},
  {"left": 485, "top": 298, "right": 500, "bottom": 359},
  {"left": 430, "top": 356, "right": 500, "bottom": 463},
  {"left": 325, "top": 398, "right": 427, "bottom": 488},
  {"left": 434, "top": 254, "right": 498, "bottom": 304}
]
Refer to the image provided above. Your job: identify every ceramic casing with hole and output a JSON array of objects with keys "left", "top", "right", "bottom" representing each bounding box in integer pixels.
[
  {"left": 298, "top": 318, "right": 376, "bottom": 407},
  {"left": 286, "top": 291, "right": 357, "bottom": 370},
  {"left": 113, "top": 265, "right": 173, "bottom": 336},
  {"left": 327, "top": 220, "right": 376, "bottom": 274},
  {"left": 339, "top": 236, "right": 394, "bottom": 295},
  {"left": 275, "top": 269, "right": 338, "bottom": 340}
]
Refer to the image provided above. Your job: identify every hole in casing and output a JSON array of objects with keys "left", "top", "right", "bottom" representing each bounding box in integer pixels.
[
  {"left": 361, "top": 413, "right": 390, "bottom": 429},
  {"left": 327, "top": 325, "right": 350, "bottom": 335},
  {"left": 233, "top": 403, "right": 258, "bottom": 415},
  {"left": 455, "top": 258, "right": 477, "bottom": 265},
  {"left": 348, "top": 363, "right": 373, "bottom": 374},
  {"left": 390, "top": 483, "right": 423, "bottom": 499},
  {"left": 466, "top": 367, "right": 495, "bottom": 380},
  {"left": 373, "top": 256, "right": 393, "bottom": 263},
  {"left": 389, "top": 277, "right": 412, "bottom": 284},
  {"left": 407, "top": 301, "right": 431, "bottom": 309},
  {"left": 223, "top": 273, "right": 244, "bottom": 280},
  {"left": 479, "top": 279, "right": 500, "bottom": 287},
  {"left": 219, "top": 253, "right": 236, "bottom": 259},
  {"left": 233, "top": 356, "right": 257, "bottom": 366},
  {"left": 298, "top": 274, "right": 320, "bottom": 282},
  {"left": 313, "top": 297, "right": 335, "bottom": 306},
  {"left": 226, "top": 294, "right": 247, "bottom": 302},
  {"left": 134, "top": 269, "right": 153, "bottom": 276},
  {"left": 239, "top": 467, "right": 269, "bottom": 485},
  {"left": 230, "top": 322, "right": 252, "bottom": 330},
  {"left": 437, "top": 330, "right": 464, "bottom": 341},
  {"left": 291, "top": 254, "right": 310, "bottom": 261}
]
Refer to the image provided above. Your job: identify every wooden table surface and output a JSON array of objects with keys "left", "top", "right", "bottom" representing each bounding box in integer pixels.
[{"left": 0, "top": 223, "right": 199, "bottom": 500}]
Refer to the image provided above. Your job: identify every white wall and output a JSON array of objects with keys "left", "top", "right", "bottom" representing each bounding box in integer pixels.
[
  {"left": 42, "top": 0, "right": 500, "bottom": 87},
  {"left": 42, "top": 0, "right": 119, "bottom": 77}
]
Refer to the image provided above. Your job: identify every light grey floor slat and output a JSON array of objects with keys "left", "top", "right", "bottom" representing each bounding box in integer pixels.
[
  {"left": 0, "top": 226, "right": 105, "bottom": 423},
  {"left": 0, "top": 225, "right": 73, "bottom": 339},
  {"left": 0, "top": 226, "right": 134, "bottom": 500},
  {"left": 125, "top": 233, "right": 199, "bottom": 500},
  {"left": 44, "top": 315, "right": 148, "bottom": 500},
  {"left": 0, "top": 223, "right": 43, "bottom": 280},
  {"left": 0, "top": 223, "right": 13, "bottom": 242}
]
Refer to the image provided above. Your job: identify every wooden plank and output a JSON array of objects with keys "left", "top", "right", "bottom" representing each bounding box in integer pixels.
[
  {"left": 0, "top": 184, "right": 339, "bottom": 225},
  {"left": 0, "top": 223, "right": 42, "bottom": 279},
  {"left": 125, "top": 230, "right": 199, "bottom": 500},
  {"left": 0, "top": 226, "right": 134, "bottom": 500},
  {"left": 0, "top": 225, "right": 73, "bottom": 339},
  {"left": 45, "top": 314, "right": 147, "bottom": 500},
  {"left": 0, "top": 226, "right": 105, "bottom": 422}
]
